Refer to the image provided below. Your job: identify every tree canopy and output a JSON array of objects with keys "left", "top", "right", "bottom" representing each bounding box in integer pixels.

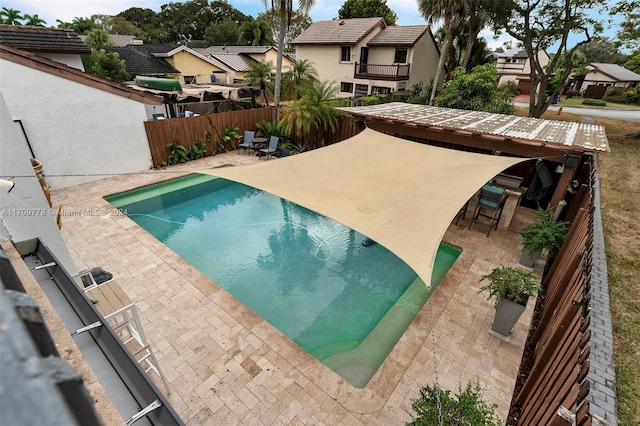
[
  {"left": 489, "top": 0, "right": 606, "bottom": 118},
  {"left": 338, "top": 0, "right": 398, "bottom": 26},
  {"left": 433, "top": 64, "right": 514, "bottom": 115},
  {"left": 81, "top": 49, "right": 128, "bottom": 82},
  {"left": 578, "top": 38, "right": 628, "bottom": 65},
  {"left": 204, "top": 18, "right": 240, "bottom": 46}
]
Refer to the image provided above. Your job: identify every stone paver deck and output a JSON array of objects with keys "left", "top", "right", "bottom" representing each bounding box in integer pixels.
[{"left": 52, "top": 151, "right": 538, "bottom": 425}]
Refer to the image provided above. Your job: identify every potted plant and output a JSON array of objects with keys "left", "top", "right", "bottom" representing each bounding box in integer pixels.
[
  {"left": 519, "top": 208, "right": 569, "bottom": 267},
  {"left": 479, "top": 266, "right": 540, "bottom": 337}
]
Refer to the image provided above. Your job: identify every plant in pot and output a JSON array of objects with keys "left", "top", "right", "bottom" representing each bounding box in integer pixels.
[
  {"left": 519, "top": 208, "right": 569, "bottom": 267},
  {"left": 479, "top": 265, "right": 540, "bottom": 337}
]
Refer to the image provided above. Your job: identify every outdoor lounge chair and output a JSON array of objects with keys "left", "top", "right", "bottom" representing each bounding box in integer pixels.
[
  {"left": 260, "top": 136, "right": 279, "bottom": 160},
  {"left": 469, "top": 185, "right": 508, "bottom": 236},
  {"left": 238, "top": 130, "right": 255, "bottom": 154}
]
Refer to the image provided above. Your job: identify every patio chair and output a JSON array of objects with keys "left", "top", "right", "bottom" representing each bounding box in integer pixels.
[
  {"left": 259, "top": 136, "right": 279, "bottom": 160},
  {"left": 455, "top": 200, "right": 469, "bottom": 226},
  {"left": 238, "top": 130, "right": 255, "bottom": 155},
  {"left": 469, "top": 185, "right": 508, "bottom": 236}
]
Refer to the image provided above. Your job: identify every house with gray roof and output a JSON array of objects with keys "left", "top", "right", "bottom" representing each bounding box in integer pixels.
[
  {"left": 575, "top": 62, "right": 640, "bottom": 92},
  {"left": 0, "top": 24, "right": 90, "bottom": 70},
  {"left": 291, "top": 17, "right": 439, "bottom": 97}
]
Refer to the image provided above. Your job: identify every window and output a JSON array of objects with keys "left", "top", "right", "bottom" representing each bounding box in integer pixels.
[
  {"left": 355, "top": 84, "right": 368, "bottom": 97},
  {"left": 341, "top": 46, "right": 351, "bottom": 62},
  {"left": 184, "top": 76, "right": 196, "bottom": 84},
  {"left": 372, "top": 86, "right": 391, "bottom": 95},
  {"left": 394, "top": 48, "right": 408, "bottom": 63},
  {"left": 340, "top": 82, "right": 354, "bottom": 93},
  {"left": 397, "top": 82, "right": 407, "bottom": 91}
]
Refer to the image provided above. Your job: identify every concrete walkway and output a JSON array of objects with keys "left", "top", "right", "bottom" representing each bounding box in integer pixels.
[{"left": 52, "top": 151, "right": 538, "bottom": 425}]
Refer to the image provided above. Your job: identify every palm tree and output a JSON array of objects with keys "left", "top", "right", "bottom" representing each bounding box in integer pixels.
[
  {"left": 239, "top": 19, "right": 275, "bottom": 46},
  {"left": 282, "top": 59, "right": 318, "bottom": 100},
  {"left": 1, "top": 7, "right": 23, "bottom": 25},
  {"left": 418, "top": 0, "right": 467, "bottom": 105},
  {"left": 280, "top": 80, "right": 344, "bottom": 149},
  {"left": 23, "top": 13, "right": 46, "bottom": 26},
  {"left": 263, "top": 0, "right": 316, "bottom": 119},
  {"left": 244, "top": 60, "right": 274, "bottom": 105}
]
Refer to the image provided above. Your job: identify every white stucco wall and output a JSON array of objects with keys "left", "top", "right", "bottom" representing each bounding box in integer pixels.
[
  {"left": 0, "top": 59, "right": 154, "bottom": 189},
  {"left": 406, "top": 32, "right": 439, "bottom": 89},
  {"left": 38, "top": 52, "right": 85, "bottom": 71},
  {"left": 0, "top": 94, "right": 76, "bottom": 272}
]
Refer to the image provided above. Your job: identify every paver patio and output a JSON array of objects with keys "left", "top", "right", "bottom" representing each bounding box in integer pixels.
[{"left": 51, "top": 151, "right": 538, "bottom": 425}]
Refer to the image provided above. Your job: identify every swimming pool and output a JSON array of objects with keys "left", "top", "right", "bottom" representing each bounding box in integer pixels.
[{"left": 108, "top": 173, "right": 461, "bottom": 388}]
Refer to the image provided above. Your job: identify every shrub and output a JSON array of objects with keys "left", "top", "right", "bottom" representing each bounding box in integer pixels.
[
  {"left": 499, "top": 80, "right": 520, "bottom": 97},
  {"left": 408, "top": 95, "right": 427, "bottom": 104},
  {"left": 582, "top": 98, "right": 607, "bottom": 106},
  {"left": 566, "top": 90, "right": 581, "bottom": 98},
  {"left": 520, "top": 209, "right": 569, "bottom": 258},
  {"left": 392, "top": 91, "right": 412, "bottom": 102},
  {"left": 408, "top": 381, "right": 500, "bottom": 426},
  {"left": 355, "top": 95, "right": 385, "bottom": 106},
  {"left": 479, "top": 266, "right": 540, "bottom": 308}
]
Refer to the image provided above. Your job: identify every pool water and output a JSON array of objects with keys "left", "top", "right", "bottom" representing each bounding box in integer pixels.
[{"left": 108, "top": 174, "right": 461, "bottom": 388}]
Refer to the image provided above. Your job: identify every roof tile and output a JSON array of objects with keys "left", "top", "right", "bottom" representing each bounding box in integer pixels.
[
  {"left": 291, "top": 18, "right": 385, "bottom": 45},
  {"left": 0, "top": 24, "right": 90, "bottom": 54}
]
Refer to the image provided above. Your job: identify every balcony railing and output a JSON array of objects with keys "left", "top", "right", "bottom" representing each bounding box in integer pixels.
[{"left": 354, "top": 63, "right": 410, "bottom": 81}]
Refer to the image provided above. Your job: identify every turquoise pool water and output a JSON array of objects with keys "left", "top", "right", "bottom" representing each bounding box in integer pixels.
[{"left": 108, "top": 174, "right": 461, "bottom": 387}]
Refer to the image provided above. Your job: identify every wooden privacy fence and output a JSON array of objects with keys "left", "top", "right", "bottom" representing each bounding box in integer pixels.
[
  {"left": 144, "top": 108, "right": 357, "bottom": 166},
  {"left": 508, "top": 159, "right": 596, "bottom": 425},
  {"left": 144, "top": 107, "right": 273, "bottom": 167}
]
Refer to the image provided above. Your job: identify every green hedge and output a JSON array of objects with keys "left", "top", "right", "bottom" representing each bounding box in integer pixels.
[{"left": 582, "top": 98, "right": 607, "bottom": 106}]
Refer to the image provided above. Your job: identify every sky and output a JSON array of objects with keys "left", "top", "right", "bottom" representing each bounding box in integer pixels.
[{"left": 4, "top": 0, "right": 625, "bottom": 52}]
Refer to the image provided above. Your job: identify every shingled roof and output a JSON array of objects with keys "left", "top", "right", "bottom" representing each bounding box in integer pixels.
[
  {"left": 0, "top": 25, "right": 90, "bottom": 54},
  {"left": 367, "top": 25, "right": 430, "bottom": 47},
  {"left": 291, "top": 17, "right": 385, "bottom": 45},
  {"left": 588, "top": 63, "right": 640, "bottom": 82},
  {"left": 102, "top": 45, "right": 179, "bottom": 76},
  {"left": 0, "top": 44, "right": 161, "bottom": 105}
]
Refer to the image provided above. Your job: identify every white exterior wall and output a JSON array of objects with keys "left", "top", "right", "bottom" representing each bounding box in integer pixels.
[
  {"left": 406, "top": 33, "right": 439, "bottom": 89},
  {"left": 0, "top": 59, "right": 154, "bottom": 189},
  {"left": 0, "top": 94, "right": 75, "bottom": 272},
  {"left": 579, "top": 68, "right": 629, "bottom": 91},
  {"left": 38, "top": 52, "right": 85, "bottom": 71},
  {"left": 296, "top": 44, "right": 359, "bottom": 98}
]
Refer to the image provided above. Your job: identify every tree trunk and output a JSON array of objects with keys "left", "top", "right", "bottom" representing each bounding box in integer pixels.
[
  {"left": 429, "top": 17, "right": 455, "bottom": 106},
  {"left": 460, "top": 25, "right": 480, "bottom": 70},
  {"left": 273, "top": 16, "right": 287, "bottom": 121}
]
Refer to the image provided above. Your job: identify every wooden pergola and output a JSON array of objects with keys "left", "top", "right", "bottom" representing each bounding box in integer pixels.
[{"left": 339, "top": 103, "right": 609, "bottom": 212}]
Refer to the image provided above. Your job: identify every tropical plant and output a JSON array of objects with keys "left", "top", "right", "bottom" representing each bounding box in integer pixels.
[
  {"left": 0, "top": 7, "right": 23, "bottom": 25},
  {"left": 239, "top": 19, "right": 275, "bottom": 46},
  {"left": 255, "top": 120, "right": 286, "bottom": 140},
  {"left": 257, "top": 9, "right": 312, "bottom": 51},
  {"left": 279, "top": 80, "right": 345, "bottom": 149},
  {"left": 520, "top": 209, "right": 569, "bottom": 258},
  {"left": 479, "top": 266, "right": 540, "bottom": 308},
  {"left": 418, "top": 0, "right": 467, "bottom": 105},
  {"left": 187, "top": 141, "right": 207, "bottom": 160},
  {"left": 282, "top": 59, "right": 318, "bottom": 100},
  {"left": 338, "top": 0, "right": 398, "bottom": 25},
  {"left": 434, "top": 64, "right": 514, "bottom": 114},
  {"left": 408, "top": 381, "right": 500, "bottom": 425},
  {"left": 244, "top": 60, "right": 274, "bottom": 105},
  {"left": 165, "top": 142, "right": 189, "bottom": 165},
  {"left": 23, "top": 13, "right": 46, "bottom": 26},
  {"left": 220, "top": 124, "right": 241, "bottom": 150},
  {"left": 81, "top": 48, "right": 128, "bottom": 82},
  {"left": 263, "top": 0, "right": 316, "bottom": 119}
]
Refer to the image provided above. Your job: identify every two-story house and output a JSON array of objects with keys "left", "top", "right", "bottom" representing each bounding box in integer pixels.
[
  {"left": 493, "top": 48, "right": 550, "bottom": 95},
  {"left": 291, "top": 17, "right": 439, "bottom": 98}
]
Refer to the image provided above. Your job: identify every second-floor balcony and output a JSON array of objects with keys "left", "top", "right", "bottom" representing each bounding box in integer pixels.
[{"left": 354, "top": 63, "right": 410, "bottom": 81}]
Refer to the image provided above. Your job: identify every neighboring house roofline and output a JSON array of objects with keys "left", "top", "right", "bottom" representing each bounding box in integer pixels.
[
  {"left": 0, "top": 44, "right": 162, "bottom": 105},
  {"left": 587, "top": 62, "right": 640, "bottom": 82},
  {"left": 290, "top": 17, "right": 386, "bottom": 46},
  {"left": 0, "top": 24, "right": 90, "bottom": 54},
  {"left": 161, "top": 45, "right": 235, "bottom": 74},
  {"left": 367, "top": 25, "right": 430, "bottom": 47}
]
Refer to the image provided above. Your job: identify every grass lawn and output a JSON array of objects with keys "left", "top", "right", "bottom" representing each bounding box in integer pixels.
[
  {"left": 557, "top": 97, "right": 639, "bottom": 109},
  {"left": 595, "top": 117, "right": 640, "bottom": 426},
  {"left": 516, "top": 106, "right": 639, "bottom": 424}
]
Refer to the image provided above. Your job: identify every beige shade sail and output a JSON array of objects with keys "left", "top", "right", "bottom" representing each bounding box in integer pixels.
[{"left": 199, "top": 128, "right": 525, "bottom": 287}]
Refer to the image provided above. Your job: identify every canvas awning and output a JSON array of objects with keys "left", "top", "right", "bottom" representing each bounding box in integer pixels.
[{"left": 199, "top": 128, "right": 524, "bottom": 287}]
